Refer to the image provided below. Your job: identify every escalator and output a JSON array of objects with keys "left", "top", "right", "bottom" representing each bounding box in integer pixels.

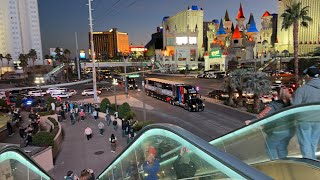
[
  {"left": 44, "top": 63, "right": 65, "bottom": 80},
  {"left": 98, "top": 124, "right": 272, "bottom": 180},
  {"left": 258, "top": 58, "right": 277, "bottom": 72},
  {"left": 0, "top": 145, "right": 51, "bottom": 180}
]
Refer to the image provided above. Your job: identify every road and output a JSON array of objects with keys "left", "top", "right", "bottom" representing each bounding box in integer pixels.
[{"left": 45, "top": 75, "right": 254, "bottom": 141}]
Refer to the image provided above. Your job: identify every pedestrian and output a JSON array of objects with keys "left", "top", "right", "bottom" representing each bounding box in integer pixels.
[
  {"left": 70, "top": 112, "right": 75, "bottom": 125},
  {"left": 64, "top": 170, "right": 79, "bottom": 180},
  {"left": 93, "top": 109, "right": 98, "bottom": 121},
  {"left": 84, "top": 127, "right": 92, "bottom": 140},
  {"left": 61, "top": 109, "right": 66, "bottom": 121},
  {"left": 79, "top": 169, "right": 94, "bottom": 180},
  {"left": 51, "top": 102, "right": 56, "bottom": 112},
  {"left": 106, "top": 105, "right": 109, "bottom": 115},
  {"left": 121, "top": 119, "right": 127, "bottom": 137},
  {"left": 25, "top": 132, "right": 32, "bottom": 147},
  {"left": 98, "top": 121, "right": 104, "bottom": 136},
  {"left": 80, "top": 110, "right": 85, "bottom": 121},
  {"left": 63, "top": 102, "right": 67, "bottom": 113},
  {"left": 19, "top": 126, "right": 26, "bottom": 139},
  {"left": 69, "top": 102, "right": 74, "bottom": 110},
  {"left": 6, "top": 121, "right": 13, "bottom": 136},
  {"left": 112, "top": 119, "right": 118, "bottom": 131},
  {"left": 109, "top": 134, "right": 117, "bottom": 153},
  {"left": 106, "top": 113, "right": 111, "bottom": 126},
  {"left": 291, "top": 66, "right": 320, "bottom": 160},
  {"left": 245, "top": 87, "right": 295, "bottom": 160}
]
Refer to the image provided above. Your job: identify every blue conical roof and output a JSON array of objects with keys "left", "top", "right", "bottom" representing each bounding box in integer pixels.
[
  {"left": 247, "top": 14, "right": 258, "bottom": 33},
  {"left": 217, "top": 18, "right": 226, "bottom": 35}
]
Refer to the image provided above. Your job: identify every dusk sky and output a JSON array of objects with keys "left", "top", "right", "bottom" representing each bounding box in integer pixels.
[{"left": 38, "top": 0, "right": 278, "bottom": 57}]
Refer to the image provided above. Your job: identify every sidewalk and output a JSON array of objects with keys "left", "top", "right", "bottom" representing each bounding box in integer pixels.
[{"left": 48, "top": 112, "right": 126, "bottom": 179}]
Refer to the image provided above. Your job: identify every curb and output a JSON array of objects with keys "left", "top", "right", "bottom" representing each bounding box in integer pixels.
[{"left": 202, "top": 95, "right": 256, "bottom": 117}]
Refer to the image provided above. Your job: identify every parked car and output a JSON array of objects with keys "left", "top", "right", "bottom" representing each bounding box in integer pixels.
[
  {"left": 46, "top": 87, "right": 60, "bottom": 94},
  {"left": 51, "top": 92, "right": 71, "bottom": 99},
  {"left": 260, "top": 95, "right": 273, "bottom": 104},
  {"left": 28, "top": 90, "right": 46, "bottom": 97},
  {"left": 208, "top": 89, "right": 229, "bottom": 100},
  {"left": 98, "top": 86, "right": 111, "bottom": 91},
  {"left": 68, "top": 89, "right": 77, "bottom": 96},
  {"left": 81, "top": 89, "right": 102, "bottom": 96},
  {"left": 197, "top": 74, "right": 206, "bottom": 78}
]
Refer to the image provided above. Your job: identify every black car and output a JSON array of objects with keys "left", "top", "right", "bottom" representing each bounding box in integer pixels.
[{"left": 208, "top": 89, "right": 229, "bottom": 100}]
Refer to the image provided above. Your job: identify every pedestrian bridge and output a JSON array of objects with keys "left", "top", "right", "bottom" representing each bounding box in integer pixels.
[{"left": 80, "top": 61, "right": 153, "bottom": 68}]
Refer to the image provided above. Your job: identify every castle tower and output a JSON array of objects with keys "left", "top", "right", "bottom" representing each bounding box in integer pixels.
[
  {"left": 236, "top": 3, "right": 246, "bottom": 32},
  {"left": 247, "top": 13, "right": 259, "bottom": 40},
  {"left": 224, "top": 10, "right": 233, "bottom": 33},
  {"left": 217, "top": 18, "right": 227, "bottom": 47},
  {"left": 260, "top": 11, "right": 273, "bottom": 54},
  {"left": 231, "top": 25, "right": 243, "bottom": 48}
]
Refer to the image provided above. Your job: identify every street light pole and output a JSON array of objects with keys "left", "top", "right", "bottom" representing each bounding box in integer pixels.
[
  {"left": 113, "top": 78, "right": 118, "bottom": 112},
  {"left": 88, "top": 0, "right": 98, "bottom": 102},
  {"left": 124, "top": 55, "right": 128, "bottom": 98},
  {"left": 75, "top": 32, "right": 81, "bottom": 80},
  {"left": 142, "top": 80, "right": 146, "bottom": 122}
]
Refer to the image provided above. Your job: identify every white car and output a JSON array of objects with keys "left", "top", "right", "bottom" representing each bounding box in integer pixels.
[
  {"left": 260, "top": 95, "right": 273, "bottom": 104},
  {"left": 28, "top": 90, "right": 46, "bottom": 97},
  {"left": 68, "top": 89, "right": 77, "bottom": 96},
  {"left": 51, "top": 92, "right": 71, "bottom": 99},
  {"left": 82, "top": 89, "right": 101, "bottom": 96}
]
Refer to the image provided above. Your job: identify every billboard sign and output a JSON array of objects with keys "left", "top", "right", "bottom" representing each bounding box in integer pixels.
[
  {"left": 50, "top": 48, "right": 63, "bottom": 58},
  {"left": 177, "top": 48, "right": 187, "bottom": 61},
  {"left": 167, "top": 37, "right": 175, "bottom": 46},
  {"left": 80, "top": 49, "right": 86, "bottom": 59},
  {"left": 209, "top": 49, "right": 222, "bottom": 58}
]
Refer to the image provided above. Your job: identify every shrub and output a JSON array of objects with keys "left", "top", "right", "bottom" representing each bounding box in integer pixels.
[
  {"left": 118, "top": 102, "right": 131, "bottom": 119},
  {"left": 32, "top": 132, "right": 54, "bottom": 147},
  {"left": 46, "top": 97, "right": 55, "bottom": 106},
  {"left": 100, "top": 98, "right": 111, "bottom": 113},
  {"left": 133, "top": 121, "right": 153, "bottom": 132},
  {"left": 0, "top": 99, "right": 7, "bottom": 108},
  {"left": 125, "top": 111, "right": 136, "bottom": 120}
]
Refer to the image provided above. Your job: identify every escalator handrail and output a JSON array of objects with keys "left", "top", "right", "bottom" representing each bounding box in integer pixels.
[
  {"left": 98, "top": 123, "right": 272, "bottom": 180},
  {"left": 0, "top": 145, "right": 52, "bottom": 179},
  {"left": 277, "top": 157, "right": 320, "bottom": 168},
  {"left": 210, "top": 102, "right": 320, "bottom": 143}
]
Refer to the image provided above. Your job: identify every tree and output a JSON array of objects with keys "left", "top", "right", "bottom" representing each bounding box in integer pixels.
[
  {"left": 54, "top": 47, "right": 62, "bottom": 61},
  {"left": 228, "top": 59, "right": 239, "bottom": 71},
  {"left": 118, "top": 102, "right": 131, "bottom": 119},
  {"left": 145, "top": 45, "right": 155, "bottom": 57},
  {"left": 287, "top": 58, "right": 318, "bottom": 75},
  {"left": 100, "top": 98, "right": 111, "bottom": 113},
  {"left": 227, "top": 69, "right": 249, "bottom": 106},
  {"left": 18, "top": 54, "right": 28, "bottom": 72},
  {"left": 281, "top": 2, "right": 312, "bottom": 83},
  {"left": 63, "top": 49, "right": 71, "bottom": 81},
  {"left": 243, "top": 72, "right": 271, "bottom": 113},
  {"left": 5, "top": 54, "right": 12, "bottom": 72},
  {"left": 28, "top": 49, "right": 37, "bottom": 66}
]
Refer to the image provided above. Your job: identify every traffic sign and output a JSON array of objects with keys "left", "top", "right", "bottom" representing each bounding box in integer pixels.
[{"left": 128, "top": 74, "right": 140, "bottom": 78}]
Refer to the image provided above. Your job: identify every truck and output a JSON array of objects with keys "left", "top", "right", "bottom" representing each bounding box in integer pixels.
[
  {"left": 113, "top": 75, "right": 138, "bottom": 89},
  {"left": 144, "top": 78, "right": 205, "bottom": 112}
]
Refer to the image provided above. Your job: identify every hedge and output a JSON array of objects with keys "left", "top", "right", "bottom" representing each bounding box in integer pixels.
[
  {"left": 100, "top": 98, "right": 111, "bottom": 113},
  {"left": 118, "top": 102, "right": 131, "bottom": 119},
  {"left": 32, "top": 132, "right": 54, "bottom": 147},
  {"left": 133, "top": 121, "right": 153, "bottom": 132}
]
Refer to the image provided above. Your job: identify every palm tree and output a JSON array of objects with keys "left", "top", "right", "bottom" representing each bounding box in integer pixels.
[
  {"left": 54, "top": 47, "right": 62, "bottom": 62},
  {"left": 243, "top": 72, "right": 271, "bottom": 113},
  {"left": 28, "top": 49, "right": 37, "bottom": 66},
  {"left": 5, "top": 54, "right": 12, "bottom": 72},
  {"left": 228, "top": 69, "right": 249, "bottom": 106},
  {"left": 63, "top": 49, "right": 71, "bottom": 81},
  {"left": 281, "top": 2, "right": 312, "bottom": 83},
  {"left": 19, "top": 54, "right": 28, "bottom": 72}
]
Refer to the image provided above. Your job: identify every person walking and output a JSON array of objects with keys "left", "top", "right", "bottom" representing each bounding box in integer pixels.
[
  {"left": 121, "top": 119, "right": 127, "bottom": 137},
  {"left": 64, "top": 170, "right": 79, "bottom": 180},
  {"left": 106, "top": 113, "right": 111, "bottom": 126},
  {"left": 93, "top": 109, "right": 98, "bottom": 121},
  {"left": 109, "top": 134, "right": 117, "bottom": 153},
  {"left": 98, "top": 121, "right": 104, "bottom": 136},
  {"left": 70, "top": 112, "right": 76, "bottom": 125},
  {"left": 80, "top": 110, "right": 85, "bottom": 121},
  {"left": 291, "top": 66, "right": 320, "bottom": 160},
  {"left": 6, "top": 121, "right": 13, "bottom": 136},
  {"left": 25, "top": 132, "right": 32, "bottom": 147},
  {"left": 84, "top": 127, "right": 92, "bottom": 140},
  {"left": 112, "top": 119, "right": 118, "bottom": 131}
]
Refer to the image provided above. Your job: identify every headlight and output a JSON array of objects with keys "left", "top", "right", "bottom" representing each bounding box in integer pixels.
[{"left": 192, "top": 105, "right": 196, "bottom": 108}]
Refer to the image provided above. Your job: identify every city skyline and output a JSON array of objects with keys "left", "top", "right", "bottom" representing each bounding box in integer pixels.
[{"left": 39, "top": 0, "right": 277, "bottom": 57}]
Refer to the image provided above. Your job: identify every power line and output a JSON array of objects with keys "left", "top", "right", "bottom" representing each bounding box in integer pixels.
[{"left": 94, "top": 0, "right": 122, "bottom": 23}]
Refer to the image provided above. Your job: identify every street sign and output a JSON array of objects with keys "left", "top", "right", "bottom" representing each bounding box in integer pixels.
[
  {"left": 209, "top": 49, "right": 222, "bottom": 58},
  {"left": 128, "top": 74, "right": 140, "bottom": 78}
]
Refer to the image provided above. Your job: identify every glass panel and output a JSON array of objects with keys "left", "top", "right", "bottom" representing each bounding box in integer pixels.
[
  {"left": 0, "top": 151, "right": 50, "bottom": 180},
  {"left": 99, "top": 128, "right": 246, "bottom": 180},
  {"left": 210, "top": 104, "right": 320, "bottom": 164}
]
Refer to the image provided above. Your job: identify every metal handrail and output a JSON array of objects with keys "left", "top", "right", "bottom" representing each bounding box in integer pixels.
[{"left": 97, "top": 123, "right": 272, "bottom": 180}]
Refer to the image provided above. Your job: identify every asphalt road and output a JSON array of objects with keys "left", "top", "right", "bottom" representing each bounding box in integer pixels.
[{"left": 43, "top": 75, "right": 254, "bottom": 141}]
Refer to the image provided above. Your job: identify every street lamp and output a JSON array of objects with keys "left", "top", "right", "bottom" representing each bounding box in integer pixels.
[
  {"left": 141, "top": 80, "right": 146, "bottom": 122},
  {"left": 112, "top": 78, "right": 119, "bottom": 112}
]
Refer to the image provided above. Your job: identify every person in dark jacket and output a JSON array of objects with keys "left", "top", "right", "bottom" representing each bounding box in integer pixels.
[
  {"left": 245, "top": 87, "right": 295, "bottom": 160},
  {"left": 6, "top": 121, "right": 13, "bottom": 136},
  {"left": 173, "top": 147, "right": 196, "bottom": 179},
  {"left": 292, "top": 66, "right": 320, "bottom": 160},
  {"left": 122, "top": 119, "right": 127, "bottom": 137}
]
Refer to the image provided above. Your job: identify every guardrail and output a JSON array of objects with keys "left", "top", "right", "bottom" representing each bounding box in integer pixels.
[{"left": 0, "top": 78, "right": 92, "bottom": 91}]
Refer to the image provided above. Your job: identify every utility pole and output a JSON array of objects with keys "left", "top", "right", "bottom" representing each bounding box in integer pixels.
[
  {"left": 75, "top": 32, "right": 81, "bottom": 80},
  {"left": 124, "top": 54, "right": 128, "bottom": 98},
  {"left": 87, "top": 0, "right": 98, "bottom": 102},
  {"left": 142, "top": 80, "right": 146, "bottom": 122}
]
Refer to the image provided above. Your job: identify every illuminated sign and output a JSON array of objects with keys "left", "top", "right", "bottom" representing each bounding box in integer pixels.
[
  {"left": 130, "top": 48, "right": 147, "bottom": 52},
  {"left": 80, "top": 49, "right": 86, "bottom": 59},
  {"left": 177, "top": 48, "right": 187, "bottom": 61},
  {"left": 50, "top": 48, "right": 63, "bottom": 58},
  {"left": 209, "top": 49, "right": 222, "bottom": 58},
  {"left": 128, "top": 74, "right": 140, "bottom": 78},
  {"left": 167, "top": 37, "right": 175, "bottom": 46},
  {"left": 188, "top": 37, "right": 197, "bottom": 44},
  {"left": 176, "top": 37, "right": 188, "bottom": 45}
]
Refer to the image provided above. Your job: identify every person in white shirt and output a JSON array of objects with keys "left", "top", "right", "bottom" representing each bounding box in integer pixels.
[
  {"left": 84, "top": 127, "right": 92, "bottom": 140},
  {"left": 98, "top": 122, "right": 104, "bottom": 136}
]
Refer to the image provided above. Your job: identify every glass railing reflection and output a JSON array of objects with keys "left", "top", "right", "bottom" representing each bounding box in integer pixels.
[
  {"left": 0, "top": 148, "right": 51, "bottom": 180},
  {"left": 98, "top": 125, "right": 271, "bottom": 180},
  {"left": 210, "top": 103, "right": 320, "bottom": 164}
]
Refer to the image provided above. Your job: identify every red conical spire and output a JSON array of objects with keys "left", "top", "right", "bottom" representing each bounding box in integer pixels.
[
  {"left": 232, "top": 25, "right": 242, "bottom": 39},
  {"left": 236, "top": 3, "right": 245, "bottom": 19},
  {"left": 262, "top": 11, "right": 271, "bottom": 18}
]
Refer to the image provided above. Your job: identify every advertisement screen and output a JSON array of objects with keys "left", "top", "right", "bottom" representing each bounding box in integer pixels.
[
  {"left": 176, "top": 37, "right": 188, "bottom": 45},
  {"left": 189, "top": 37, "right": 197, "bottom": 44},
  {"left": 177, "top": 49, "right": 187, "bottom": 61},
  {"left": 190, "top": 49, "right": 196, "bottom": 61},
  {"left": 167, "top": 37, "right": 175, "bottom": 46},
  {"left": 80, "top": 52, "right": 86, "bottom": 59}
]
